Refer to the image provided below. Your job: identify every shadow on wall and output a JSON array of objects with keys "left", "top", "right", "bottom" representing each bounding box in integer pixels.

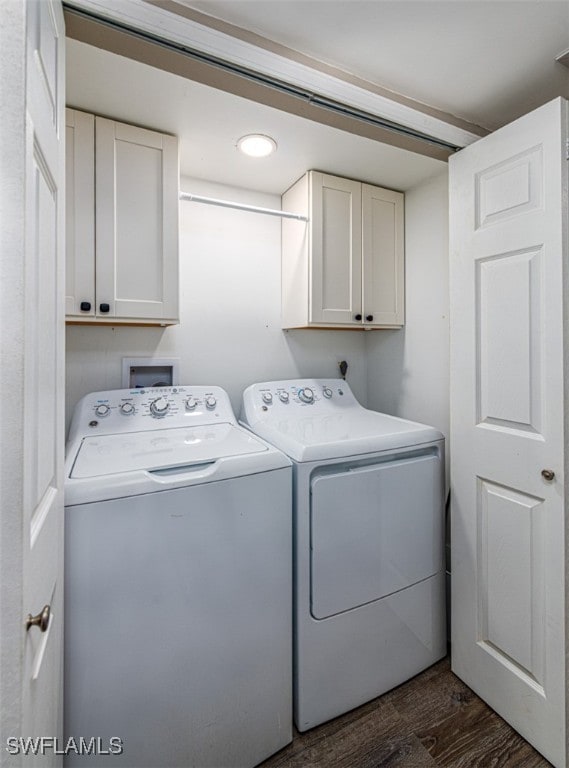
[
  {"left": 365, "top": 328, "right": 407, "bottom": 415},
  {"left": 282, "top": 329, "right": 368, "bottom": 405},
  {"left": 364, "top": 170, "right": 450, "bottom": 446}
]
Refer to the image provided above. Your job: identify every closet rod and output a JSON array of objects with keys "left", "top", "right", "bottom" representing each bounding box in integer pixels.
[{"left": 179, "top": 192, "right": 308, "bottom": 221}]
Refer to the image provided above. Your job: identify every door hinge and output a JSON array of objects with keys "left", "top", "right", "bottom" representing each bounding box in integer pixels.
[{"left": 566, "top": 138, "right": 569, "bottom": 161}]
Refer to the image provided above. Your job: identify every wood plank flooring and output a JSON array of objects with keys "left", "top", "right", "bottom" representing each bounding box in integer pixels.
[{"left": 260, "top": 658, "right": 552, "bottom": 768}]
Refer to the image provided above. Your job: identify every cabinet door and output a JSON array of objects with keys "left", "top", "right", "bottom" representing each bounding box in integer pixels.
[
  {"left": 362, "top": 184, "right": 404, "bottom": 326},
  {"left": 95, "top": 118, "right": 179, "bottom": 320},
  {"left": 65, "top": 108, "right": 95, "bottom": 316},
  {"left": 310, "top": 172, "right": 362, "bottom": 325}
]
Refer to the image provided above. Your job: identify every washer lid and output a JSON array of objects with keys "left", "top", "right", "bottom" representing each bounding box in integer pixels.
[
  {"left": 247, "top": 410, "right": 443, "bottom": 462},
  {"left": 70, "top": 422, "right": 268, "bottom": 479}
]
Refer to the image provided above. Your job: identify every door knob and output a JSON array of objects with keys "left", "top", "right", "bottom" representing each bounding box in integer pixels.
[
  {"left": 26, "top": 604, "right": 50, "bottom": 633},
  {"left": 366, "top": 315, "right": 374, "bottom": 322},
  {"left": 541, "top": 469, "right": 555, "bottom": 481},
  {"left": 354, "top": 314, "right": 362, "bottom": 321}
]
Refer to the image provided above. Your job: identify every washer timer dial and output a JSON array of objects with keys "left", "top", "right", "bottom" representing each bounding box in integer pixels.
[
  {"left": 150, "top": 397, "right": 170, "bottom": 417},
  {"left": 298, "top": 387, "right": 314, "bottom": 404}
]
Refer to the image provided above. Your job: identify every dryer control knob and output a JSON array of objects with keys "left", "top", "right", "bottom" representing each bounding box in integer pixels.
[
  {"left": 94, "top": 404, "right": 110, "bottom": 417},
  {"left": 185, "top": 397, "right": 198, "bottom": 411},
  {"left": 150, "top": 397, "right": 170, "bottom": 417},
  {"left": 205, "top": 396, "right": 217, "bottom": 410},
  {"left": 323, "top": 387, "right": 333, "bottom": 399},
  {"left": 119, "top": 402, "right": 135, "bottom": 415},
  {"left": 298, "top": 387, "right": 314, "bottom": 404},
  {"left": 262, "top": 392, "right": 273, "bottom": 404}
]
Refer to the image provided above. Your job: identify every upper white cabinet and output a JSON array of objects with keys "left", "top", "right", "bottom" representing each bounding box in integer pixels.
[
  {"left": 66, "top": 109, "right": 95, "bottom": 318},
  {"left": 65, "top": 108, "right": 179, "bottom": 325},
  {"left": 282, "top": 171, "right": 404, "bottom": 329}
]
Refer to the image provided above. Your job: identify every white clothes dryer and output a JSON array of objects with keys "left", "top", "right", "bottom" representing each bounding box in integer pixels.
[
  {"left": 241, "top": 378, "right": 446, "bottom": 732},
  {"left": 64, "top": 385, "right": 292, "bottom": 768}
]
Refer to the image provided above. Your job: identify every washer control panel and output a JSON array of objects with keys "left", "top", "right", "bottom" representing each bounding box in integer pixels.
[
  {"left": 68, "top": 385, "right": 234, "bottom": 441},
  {"left": 242, "top": 379, "right": 358, "bottom": 423}
]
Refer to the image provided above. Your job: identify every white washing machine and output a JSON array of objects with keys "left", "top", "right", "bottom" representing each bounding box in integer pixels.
[
  {"left": 64, "top": 385, "right": 292, "bottom": 768},
  {"left": 241, "top": 378, "right": 446, "bottom": 732}
]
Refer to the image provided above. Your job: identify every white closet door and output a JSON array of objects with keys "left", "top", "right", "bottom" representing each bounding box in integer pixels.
[
  {"left": 450, "top": 97, "right": 568, "bottom": 767},
  {"left": 21, "top": 0, "right": 65, "bottom": 757},
  {"left": 310, "top": 172, "right": 362, "bottom": 325},
  {"left": 95, "top": 117, "right": 179, "bottom": 320}
]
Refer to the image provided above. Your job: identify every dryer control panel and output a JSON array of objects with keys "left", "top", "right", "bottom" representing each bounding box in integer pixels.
[
  {"left": 67, "top": 385, "right": 236, "bottom": 441},
  {"left": 241, "top": 379, "right": 358, "bottom": 421},
  {"left": 244, "top": 378, "right": 356, "bottom": 409}
]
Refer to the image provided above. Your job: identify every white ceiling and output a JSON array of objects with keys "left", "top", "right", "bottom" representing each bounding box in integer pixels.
[
  {"left": 178, "top": 0, "right": 569, "bottom": 131},
  {"left": 66, "top": 0, "right": 568, "bottom": 197},
  {"left": 66, "top": 38, "right": 446, "bottom": 195}
]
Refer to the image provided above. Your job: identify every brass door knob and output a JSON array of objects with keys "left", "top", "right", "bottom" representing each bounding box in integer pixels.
[
  {"left": 541, "top": 469, "right": 555, "bottom": 482},
  {"left": 26, "top": 604, "right": 50, "bottom": 632}
]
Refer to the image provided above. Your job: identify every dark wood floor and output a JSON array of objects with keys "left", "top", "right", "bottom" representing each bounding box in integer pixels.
[{"left": 260, "top": 658, "right": 552, "bottom": 768}]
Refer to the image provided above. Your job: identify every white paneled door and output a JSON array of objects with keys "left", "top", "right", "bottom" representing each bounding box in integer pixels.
[
  {"left": 450, "top": 98, "right": 568, "bottom": 767},
  {"left": 1, "top": 0, "right": 65, "bottom": 761},
  {"left": 23, "top": 0, "right": 66, "bottom": 754}
]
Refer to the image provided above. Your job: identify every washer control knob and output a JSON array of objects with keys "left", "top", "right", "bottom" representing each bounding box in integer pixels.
[
  {"left": 94, "top": 404, "right": 110, "bottom": 417},
  {"left": 205, "top": 395, "right": 217, "bottom": 410},
  {"left": 278, "top": 392, "right": 290, "bottom": 403},
  {"left": 119, "top": 402, "right": 135, "bottom": 416},
  {"left": 262, "top": 392, "right": 273, "bottom": 404},
  {"left": 323, "top": 387, "right": 333, "bottom": 399},
  {"left": 185, "top": 397, "right": 198, "bottom": 411},
  {"left": 298, "top": 387, "right": 314, "bottom": 404},
  {"left": 150, "top": 397, "right": 169, "bottom": 417}
]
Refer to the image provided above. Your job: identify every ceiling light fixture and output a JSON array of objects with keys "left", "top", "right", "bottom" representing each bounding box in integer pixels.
[{"left": 237, "top": 134, "right": 277, "bottom": 157}]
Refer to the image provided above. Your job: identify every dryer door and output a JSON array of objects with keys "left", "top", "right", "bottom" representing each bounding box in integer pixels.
[{"left": 310, "top": 450, "right": 444, "bottom": 619}]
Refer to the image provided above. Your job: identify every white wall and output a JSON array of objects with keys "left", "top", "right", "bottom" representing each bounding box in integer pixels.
[
  {"left": 366, "top": 170, "right": 449, "bottom": 454},
  {"left": 65, "top": 177, "right": 368, "bottom": 432}
]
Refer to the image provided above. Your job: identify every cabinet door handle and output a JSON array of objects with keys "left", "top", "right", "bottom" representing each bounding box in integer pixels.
[
  {"left": 80, "top": 301, "right": 91, "bottom": 312},
  {"left": 366, "top": 314, "right": 374, "bottom": 322},
  {"left": 99, "top": 303, "right": 110, "bottom": 314},
  {"left": 354, "top": 314, "right": 362, "bottom": 321}
]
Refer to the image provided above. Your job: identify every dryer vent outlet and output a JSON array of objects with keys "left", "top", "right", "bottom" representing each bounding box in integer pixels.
[{"left": 122, "top": 357, "right": 180, "bottom": 388}]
